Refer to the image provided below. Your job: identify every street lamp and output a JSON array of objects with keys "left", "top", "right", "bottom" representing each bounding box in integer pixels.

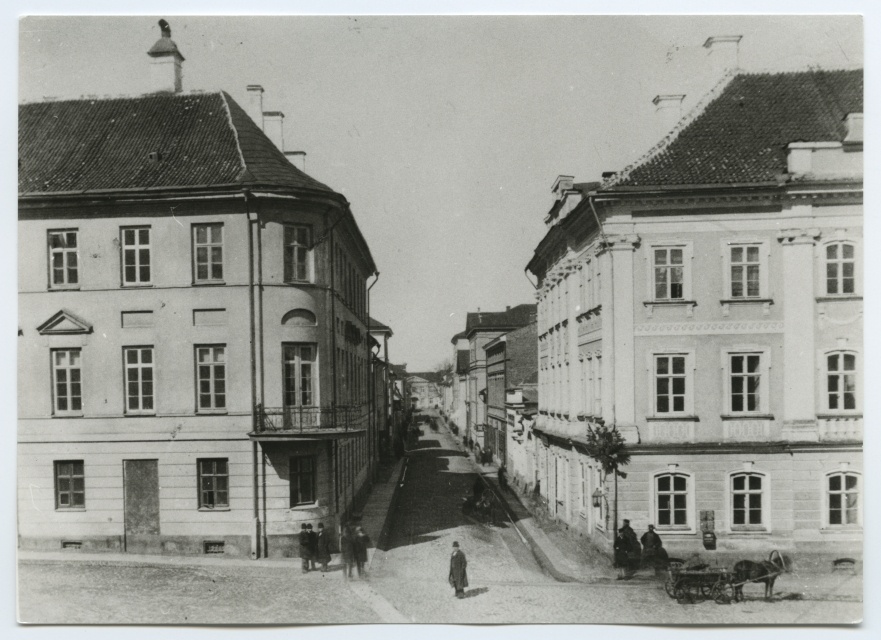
[{"left": 591, "top": 488, "right": 604, "bottom": 508}]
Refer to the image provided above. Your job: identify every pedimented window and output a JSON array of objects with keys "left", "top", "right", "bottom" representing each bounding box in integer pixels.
[{"left": 37, "top": 310, "right": 93, "bottom": 335}]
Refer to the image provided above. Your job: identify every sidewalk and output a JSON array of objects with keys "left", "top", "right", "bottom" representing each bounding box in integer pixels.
[
  {"left": 437, "top": 413, "right": 862, "bottom": 603},
  {"left": 18, "top": 457, "right": 406, "bottom": 573}
]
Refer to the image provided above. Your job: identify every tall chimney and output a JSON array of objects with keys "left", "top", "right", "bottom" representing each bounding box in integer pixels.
[
  {"left": 652, "top": 94, "right": 686, "bottom": 139},
  {"left": 263, "top": 111, "right": 285, "bottom": 151},
  {"left": 147, "top": 19, "right": 185, "bottom": 93},
  {"left": 246, "top": 85, "right": 265, "bottom": 130},
  {"left": 285, "top": 151, "right": 307, "bottom": 172},
  {"left": 703, "top": 35, "right": 743, "bottom": 76}
]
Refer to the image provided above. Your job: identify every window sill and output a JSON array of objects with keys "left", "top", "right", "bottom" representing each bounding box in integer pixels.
[
  {"left": 198, "top": 507, "right": 231, "bottom": 512},
  {"left": 284, "top": 280, "right": 316, "bottom": 286},
  {"left": 820, "top": 526, "right": 863, "bottom": 533},
  {"left": 53, "top": 413, "right": 84, "bottom": 418},
  {"left": 48, "top": 286, "right": 81, "bottom": 292},
  {"left": 816, "top": 295, "right": 862, "bottom": 303},
  {"left": 193, "top": 281, "right": 226, "bottom": 287},
  {"left": 121, "top": 283, "right": 154, "bottom": 289},
  {"left": 646, "top": 415, "right": 699, "bottom": 422},
  {"left": 197, "top": 410, "right": 229, "bottom": 416},
  {"left": 643, "top": 300, "right": 697, "bottom": 318},
  {"left": 729, "top": 526, "right": 768, "bottom": 534},
  {"left": 721, "top": 414, "right": 774, "bottom": 420},
  {"left": 720, "top": 298, "right": 773, "bottom": 317},
  {"left": 55, "top": 507, "right": 86, "bottom": 512},
  {"left": 817, "top": 412, "right": 862, "bottom": 419},
  {"left": 290, "top": 503, "right": 319, "bottom": 511},
  {"left": 124, "top": 413, "right": 156, "bottom": 417},
  {"left": 655, "top": 527, "right": 696, "bottom": 535}
]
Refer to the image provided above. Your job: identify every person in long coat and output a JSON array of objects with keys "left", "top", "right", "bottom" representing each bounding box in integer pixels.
[
  {"left": 449, "top": 541, "right": 468, "bottom": 598},
  {"left": 315, "top": 522, "right": 332, "bottom": 572},
  {"left": 298, "top": 523, "right": 312, "bottom": 573},
  {"left": 306, "top": 523, "right": 318, "bottom": 571},
  {"left": 613, "top": 528, "right": 630, "bottom": 580},
  {"left": 621, "top": 519, "right": 641, "bottom": 576},
  {"left": 640, "top": 524, "right": 666, "bottom": 576},
  {"left": 340, "top": 525, "right": 355, "bottom": 579},
  {"left": 353, "top": 526, "right": 370, "bottom": 577}
]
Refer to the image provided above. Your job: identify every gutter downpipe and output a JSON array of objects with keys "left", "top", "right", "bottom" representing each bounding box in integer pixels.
[
  {"left": 329, "top": 211, "right": 340, "bottom": 525},
  {"left": 587, "top": 192, "right": 617, "bottom": 535},
  {"left": 245, "top": 189, "right": 261, "bottom": 560},
  {"left": 256, "top": 195, "right": 268, "bottom": 557},
  {"left": 366, "top": 272, "right": 380, "bottom": 480}
]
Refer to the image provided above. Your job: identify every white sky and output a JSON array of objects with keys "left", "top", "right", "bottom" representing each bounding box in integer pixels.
[
  {"left": 5, "top": 4, "right": 880, "bottom": 640},
  {"left": 16, "top": 13, "right": 863, "bottom": 371}
]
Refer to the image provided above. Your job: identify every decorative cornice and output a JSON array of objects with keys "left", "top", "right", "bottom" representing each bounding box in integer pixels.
[
  {"left": 634, "top": 320, "right": 784, "bottom": 337},
  {"left": 37, "top": 309, "right": 93, "bottom": 335}
]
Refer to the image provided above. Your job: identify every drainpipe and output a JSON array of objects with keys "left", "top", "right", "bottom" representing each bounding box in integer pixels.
[
  {"left": 329, "top": 210, "right": 340, "bottom": 523},
  {"left": 244, "top": 188, "right": 261, "bottom": 560},
  {"left": 366, "top": 271, "right": 380, "bottom": 478}
]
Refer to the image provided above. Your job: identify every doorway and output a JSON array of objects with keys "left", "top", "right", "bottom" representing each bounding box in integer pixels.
[{"left": 123, "top": 459, "right": 160, "bottom": 553}]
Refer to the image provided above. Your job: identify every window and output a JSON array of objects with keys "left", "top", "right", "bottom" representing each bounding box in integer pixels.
[
  {"left": 124, "top": 347, "right": 154, "bottom": 413},
  {"left": 48, "top": 230, "right": 79, "bottom": 288},
  {"left": 198, "top": 459, "right": 229, "bottom": 508},
  {"left": 284, "top": 225, "right": 311, "bottom": 282},
  {"left": 54, "top": 460, "right": 85, "bottom": 509},
  {"left": 729, "top": 353, "right": 761, "bottom": 413},
  {"left": 121, "top": 227, "right": 151, "bottom": 285},
  {"left": 826, "top": 352, "right": 857, "bottom": 411},
  {"left": 827, "top": 472, "right": 859, "bottom": 526},
  {"left": 731, "top": 473, "right": 764, "bottom": 528},
  {"left": 52, "top": 349, "right": 82, "bottom": 415},
  {"left": 825, "top": 242, "right": 855, "bottom": 295},
  {"left": 283, "top": 344, "right": 315, "bottom": 407},
  {"left": 656, "top": 473, "right": 689, "bottom": 527},
  {"left": 193, "top": 224, "right": 223, "bottom": 283},
  {"left": 290, "top": 456, "right": 316, "bottom": 506},
  {"left": 653, "top": 247, "right": 684, "bottom": 300},
  {"left": 730, "top": 245, "right": 761, "bottom": 298},
  {"left": 196, "top": 346, "right": 226, "bottom": 411},
  {"left": 655, "top": 354, "right": 686, "bottom": 414}
]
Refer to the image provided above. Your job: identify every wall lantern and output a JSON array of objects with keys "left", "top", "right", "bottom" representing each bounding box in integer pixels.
[{"left": 591, "top": 488, "right": 604, "bottom": 508}]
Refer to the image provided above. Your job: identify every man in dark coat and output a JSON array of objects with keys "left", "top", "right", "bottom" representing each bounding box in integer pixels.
[
  {"left": 613, "top": 528, "right": 631, "bottom": 580},
  {"left": 353, "top": 526, "right": 370, "bottom": 577},
  {"left": 306, "top": 523, "right": 318, "bottom": 571},
  {"left": 640, "top": 524, "right": 666, "bottom": 576},
  {"left": 621, "top": 519, "right": 641, "bottom": 576},
  {"left": 315, "top": 522, "right": 332, "bottom": 572},
  {"left": 298, "top": 523, "right": 311, "bottom": 573},
  {"left": 340, "top": 525, "right": 355, "bottom": 580},
  {"left": 449, "top": 541, "right": 468, "bottom": 598}
]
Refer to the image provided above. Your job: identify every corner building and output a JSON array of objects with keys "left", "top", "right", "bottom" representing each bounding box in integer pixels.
[
  {"left": 18, "top": 28, "right": 378, "bottom": 558},
  {"left": 527, "top": 69, "right": 863, "bottom": 566}
]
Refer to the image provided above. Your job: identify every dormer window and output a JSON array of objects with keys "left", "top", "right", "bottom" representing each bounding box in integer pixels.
[{"left": 844, "top": 113, "right": 863, "bottom": 144}]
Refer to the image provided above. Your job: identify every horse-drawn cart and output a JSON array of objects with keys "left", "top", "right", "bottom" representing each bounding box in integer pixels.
[{"left": 664, "top": 551, "right": 788, "bottom": 604}]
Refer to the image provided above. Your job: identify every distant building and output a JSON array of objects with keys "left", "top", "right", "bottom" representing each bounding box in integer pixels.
[
  {"left": 407, "top": 372, "right": 444, "bottom": 410},
  {"left": 446, "top": 331, "right": 470, "bottom": 433},
  {"left": 18, "top": 23, "right": 379, "bottom": 558},
  {"left": 368, "top": 317, "right": 394, "bottom": 458},
  {"left": 527, "top": 65, "right": 863, "bottom": 565}
]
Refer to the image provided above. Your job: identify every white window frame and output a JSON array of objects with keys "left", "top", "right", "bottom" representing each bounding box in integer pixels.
[
  {"left": 818, "top": 237, "right": 861, "bottom": 298},
  {"left": 193, "top": 223, "right": 224, "bottom": 284},
  {"left": 821, "top": 349, "right": 860, "bottom": 414},
  {"left": 823, "top": 469, "right": 862, "bottom": 529},
  {"left": 283, "top": 343, "right": 317, "bottom": 407},
  {"left": 120, "top": 226, "right": 152, "bottom": 287},
  {"left": 123, "top": 346, "right": 155, "bottom": 415},
  {"left": 195, "top": 345, "right": 227, "bottom": 412},
  {"left": 721, "top": 347, "right": 772, "bottom": 417},
  {"left": 284, "top": 224, "right": 313, "bottom": 283},
  {"left": 48, "top": 229, "right": 80, "bottom": 289},
  {"left": 721, "top": 238, "right": 771, "bottom": 301},
  {"left": 647, "top": 350, "right": 695, "bottom": 418},
  {"left": 647, "top": 241, "right": 693, "bottom": 302},
  {"left": 726, "top": 469, "right": 770, "bottom": 532},
  {"left": 650, "top": 469, "right": 696, "bottom": 533},
  {"left": 51, "top": 348, "right": 83, "bottom": 416}
]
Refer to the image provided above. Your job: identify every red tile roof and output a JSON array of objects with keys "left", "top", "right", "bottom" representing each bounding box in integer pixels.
[
  {"left": 607, "top": 69, "right": 863, "bottom": 189},
  {"left": 19, "top": 91, "right": 333, "bottom": 196}
]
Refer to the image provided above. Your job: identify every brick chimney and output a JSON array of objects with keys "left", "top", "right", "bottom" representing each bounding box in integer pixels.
[
  {"left": 263, "top": 111, "right": 285, "bottom": 152},
  {"left": 703, "top": 35, "right": 742, "bottom": 76},
  {"left": 246, "top": 85, "right": 265, "bottom": 130},
  {"left": 147, "top": 19, "right": 184, "bottom": 93},
  {"left": 652, "top": 94, "right": 686, "bottom": 139}
]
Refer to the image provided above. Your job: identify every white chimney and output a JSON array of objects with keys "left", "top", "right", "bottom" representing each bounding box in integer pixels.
[
  {"left": 246, "top": 85, "right": 265, "bottom": 130},
  {"left": 147, "top": 19, "right": 184, "bottom": 93},
  {"left": 652, "top": 94, "right": 686, "bottom": 139},
  {"left": 703, "top": 35, "right": 743, "bottom": 76},
  {"left": 844, "top": 113, "right": 863, "bottom": 144},
  {"left": 285, "top": 151, "right": 307, "bottom": 172},
  {"left": 263, "top": 111, "right": 285, "bottom": 152}
]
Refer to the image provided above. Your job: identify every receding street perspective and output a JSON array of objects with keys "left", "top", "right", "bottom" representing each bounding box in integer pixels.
[{"left": 16, "top": 13, "right": 865, "bottom": 628}]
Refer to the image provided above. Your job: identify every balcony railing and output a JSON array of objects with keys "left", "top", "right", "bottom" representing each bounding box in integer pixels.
[{"left": 255, "top": 404, "right": 367, "bottom": 434}]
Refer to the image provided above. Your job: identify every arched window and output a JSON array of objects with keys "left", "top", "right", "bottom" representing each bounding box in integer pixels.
[
  {"left": 826, "top": 471, "right": 860, "bottom": 527},
  {"left": 730, "top": 472, "right": 767, "bottom": 530},
  {"left": 654, "top": 472, "right": 691, "bottom": 529},
  {"left": 281, "top": 309, "right": 317, "bottom": 327}
]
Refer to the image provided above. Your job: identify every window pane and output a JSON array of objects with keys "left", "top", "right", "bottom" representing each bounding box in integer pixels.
[
  {"left": 672, "top": 377, "right": 685, "bottom": 394},
  {"left": 749, "top": 475, "right": 761, "bottom": 490},
  {"left": 843, "top": 354, "right": 855, "bottom": 371},
  {"left": 733, "top": 475, "right": 744, "bottom": 491},
  {"left": 845, "top": 474, "right": 857, "bottom": 490},
  {"left": 731, "top": 247, "right": 742, "bottom": 262},
  {"left": 656, "top": 357, "right": 668, "bottom": 375},
  {"left": 657, "top": 476, "right": 669, "bottom": 492},
  {"left": 829, "top": 475, "right": 841, "bottom": 491},
  {"left": 672, "top": 356, "right": 685, "bottom": 374},
  {"left": 746, "top": 246, "right": 759, "bottom": 262},
  {"left": 673, "top": 475, "right": 686, "bottom": 491}
]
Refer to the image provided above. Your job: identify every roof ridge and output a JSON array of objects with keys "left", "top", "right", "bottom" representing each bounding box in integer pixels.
[
  {"left": 602, "top": 69, "right": 739, "bottom": 189},
  {"left": 18, "top": 89, "right": 216, "bottom": 106},
  {"left": 218, "top": 91, "right": 249, "bottom": 182}
]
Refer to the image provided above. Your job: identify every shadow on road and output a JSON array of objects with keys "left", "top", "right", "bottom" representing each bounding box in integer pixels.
[{"left": 463, "top": 586, "right": 489, "bottom": 599}]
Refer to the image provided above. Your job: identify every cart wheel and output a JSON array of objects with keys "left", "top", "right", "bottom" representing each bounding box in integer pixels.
[{"left": 712, "top": 582, "right": 735, "bottom": 605}]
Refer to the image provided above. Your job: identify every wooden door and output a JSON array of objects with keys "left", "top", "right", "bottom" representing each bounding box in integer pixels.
[{"left": 123, "top": 459, "right": 160, "bottom": 553}]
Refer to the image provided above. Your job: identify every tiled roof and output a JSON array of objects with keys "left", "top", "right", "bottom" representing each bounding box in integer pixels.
[
  {"left": 408, "top": 372, "right": 444, "bottom": 384},
  {"left": 465, "top": 303, "right": 536, "bottom": 335},
  {"left": 369, "top": 317, "right": 393, "bottom": 333},
  {"left": 608, "top": 69, "right": 863, "bottom": 188},
  {"left": 19, "top": 91, "right": 333, "bottom": 196}
]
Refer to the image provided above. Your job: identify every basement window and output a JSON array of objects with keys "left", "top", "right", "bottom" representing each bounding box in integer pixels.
[
  {"left": 61, "top": 541, "right": 83, "bottom": 550},
  {"left": 203, "top": 541, "right": 225, "bottom": 554}
]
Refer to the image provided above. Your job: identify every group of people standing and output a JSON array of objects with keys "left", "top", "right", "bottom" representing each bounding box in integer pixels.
[
  {"left": 298, "top": 522, "right": 370, "bottom": 578},
  {"left": 614, "top": 520, "right": 668, "bottom": 580}
]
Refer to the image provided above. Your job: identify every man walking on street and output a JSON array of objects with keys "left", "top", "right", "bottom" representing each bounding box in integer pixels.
[
  {"left": 449, "top": 541, "right": 468, "bottom": 598},
  {"left": 340, "top": 525, "right": 355, "bottom": 580},
  {"left": 498, "top": 464, "right": 508, "bottom": 492},
  {"left": 354, "top": 526, "right": 370, "bottom": 577},
  {"left": 315, "top": 522, "right": 331, "bottom": 573},
  {"left": 307, "top": 523, "right": 318, "bottom": 571},
  {"left": 298, "top": 523, "right": 311, "bottom": 573}
]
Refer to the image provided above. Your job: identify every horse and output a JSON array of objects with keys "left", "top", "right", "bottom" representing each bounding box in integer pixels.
[{"left": 732, "top": 550, "right": 788, "bottom": 601}]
